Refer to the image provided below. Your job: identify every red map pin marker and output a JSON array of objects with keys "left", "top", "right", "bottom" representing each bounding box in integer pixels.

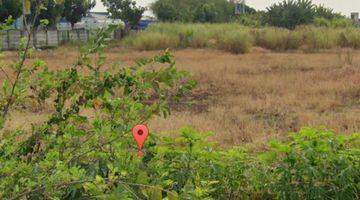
[{"left": 132, "top": 124, "right": 149, "bottom": 157}]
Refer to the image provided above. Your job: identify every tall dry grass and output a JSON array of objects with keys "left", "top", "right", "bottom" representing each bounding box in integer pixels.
[
  {"left": 217, "top": 29, "right": 254, "bottom": 54},
  {"left": 123, "top": 23, "right": 360, "bottom": 53},
  {"left": 255, "top": 27, "right": 302, "bottom": 51}
]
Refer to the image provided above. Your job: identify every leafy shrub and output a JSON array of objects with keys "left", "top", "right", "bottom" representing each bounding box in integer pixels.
[
  {"left": 217, "top": 29, "right": 254, "bottom": 54},
  {"left": 259, "top": 128, "right": 360, "bottom": 199},
  {"left": 0, "top": 25, "right": 196, "bottom": 199}
]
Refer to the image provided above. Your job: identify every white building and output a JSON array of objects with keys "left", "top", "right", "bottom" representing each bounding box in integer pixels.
[
  {"left": 56, "top": 12, "right": 124, "bottom": 30},
  {"left": 81, "top": 12, "right": 124, "bottom": 29}
]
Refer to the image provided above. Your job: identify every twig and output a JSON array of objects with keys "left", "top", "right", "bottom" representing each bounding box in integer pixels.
[{"left": 1, "top": 7, "right": 39, "bottom": 119}]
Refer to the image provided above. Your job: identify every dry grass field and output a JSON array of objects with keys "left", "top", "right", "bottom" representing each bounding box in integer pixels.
[{"left": 1, "top": 46, "right": 360, "bottom": 146}]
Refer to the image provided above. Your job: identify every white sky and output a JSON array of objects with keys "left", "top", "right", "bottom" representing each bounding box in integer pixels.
[{"left": 93, "top": 0, "right": 360, "bottom": 17}]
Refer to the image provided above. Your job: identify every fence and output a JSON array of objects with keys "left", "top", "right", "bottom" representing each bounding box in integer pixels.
[{"left": 0, "top": 28, "right": 125, "bottom": 50}]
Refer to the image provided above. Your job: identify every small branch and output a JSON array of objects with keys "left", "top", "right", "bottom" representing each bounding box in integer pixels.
[{"left": 1, "top": 7, "right": 39, "bottom": 119}]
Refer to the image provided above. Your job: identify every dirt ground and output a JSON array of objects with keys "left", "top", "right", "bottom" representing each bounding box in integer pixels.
[{"left": 1, "top": 46, "right": 360, "bottom": 145}]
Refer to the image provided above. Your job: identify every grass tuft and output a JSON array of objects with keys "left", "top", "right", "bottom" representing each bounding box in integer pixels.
[{"left": 218, "top": 29, "right": 254, "bottom": 54}]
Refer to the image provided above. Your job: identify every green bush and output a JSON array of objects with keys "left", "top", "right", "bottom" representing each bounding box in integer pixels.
[{"left": 259, "top": 128, "right": 360, "bottom": 199}]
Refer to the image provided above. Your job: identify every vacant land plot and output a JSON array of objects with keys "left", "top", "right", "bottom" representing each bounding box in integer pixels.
[{"left": 2, "top": 46, "right": 360, "bottom": 145}]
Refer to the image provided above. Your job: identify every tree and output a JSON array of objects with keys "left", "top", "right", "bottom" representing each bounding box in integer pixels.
[
  {"left": 152, "top": 0, "right": 243, "bottom": 23},
  {"left": 102, "top": 0, "right": 145, "bottom": 28},
  {"left": 150, "top": 0, "right": 177, "bottom": 22},
  {"left": 265, "top": 0, "right": 315, "bottom": 29},
  {"left": 29, "top": 0, "right": 65, "bottom": 27},
  {"left": 63, "top": 0, "right": 95, "bottom": 28},
  {"left": 196, "top": 3, "right": 218, "bottom": 23},
  {"left": 314, "top": 5, "right": 343, "bottom": 20},
  {"left": 0, "top": 0, "right": 22, "bottom": 22}
]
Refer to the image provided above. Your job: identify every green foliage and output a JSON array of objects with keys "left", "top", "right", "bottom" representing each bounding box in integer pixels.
[
  {"left": 0, "top": 0, "right": 22, "bottom": 23},
  {"left": 0, "top": 25, "right": 196, "bottom": 199},
  {"left": 265, "top": 0, "right": 347, "bottom": 29},
  {"left": 260, "top": 128, "right": 360, "bottom": 199},
  {"left": 234, "top": 13, "right": 264, "bottom": 27},
  {"left": 102, "top": 0, "right": 145, "bottom": 28},
  {"left": 314, "top": 5, "right": 343, "bottom": 20},
  {"left": 35, "top": 0, "right": 64, "bottom": 27},
  {"left": 151, "top": 0, "right": 240, "bottom": 23},
  {"left": 265, "top": 0, "right": 315, "bottom": 29},
  {"left": 63, "top": 0, "right": 95, "bottom": 27},
  {"left": 1, "top": 6, "right": 359, "bottom": 199}
]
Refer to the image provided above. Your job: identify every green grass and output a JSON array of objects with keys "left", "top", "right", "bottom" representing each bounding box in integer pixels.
[{"left": 122, "top": 23, "right": 360, "bottom": 53}]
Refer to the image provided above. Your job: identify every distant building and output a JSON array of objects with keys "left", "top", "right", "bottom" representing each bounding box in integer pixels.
[
  {"left": 137, "top": 15, "right": 157, "bottom": 30},
  {"left": 231, "top": 0, "right": 246, "bottom": 15},
  {"left": 351, "top": 12, "right": 360, "bottom": 25}
]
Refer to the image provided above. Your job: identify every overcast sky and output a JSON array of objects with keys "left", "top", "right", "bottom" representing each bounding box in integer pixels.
[{"left": 93, "top": 0, "right": 360, "bottom": 17}]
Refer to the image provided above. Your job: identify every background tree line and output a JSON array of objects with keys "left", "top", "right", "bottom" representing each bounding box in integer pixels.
[
  {"left": 0, "top": 0, "right": 354, "bottom": 30},
  {"left": 0, "top": 0, "right": 95, "bottom": 28},
  {"left": 151, "top": 0, "right": 350, "bottom": 29},
  {"left": 0, "top": 0, "right": 145, "bottom": 29}
]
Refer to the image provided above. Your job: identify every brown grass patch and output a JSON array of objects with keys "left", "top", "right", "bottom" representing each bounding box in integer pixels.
[{"left": 1, "top": 46, "right": 360, "bottom": 146}]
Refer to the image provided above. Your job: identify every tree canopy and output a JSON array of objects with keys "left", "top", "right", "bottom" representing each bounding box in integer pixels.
[
  {"left": 101, "top": 0, "right": 145, "bottom": 27},
  {"left": 151, "top": 0, "right": 238, "bottom": 23},
  {"left": 265, "top": 0, "right": 345, "bottom": 29},
  {"left": 63, "top": 0, "right": 95, "bottom": 27},
  {"left": 0, "top": 0, "right": 22, "bottom": 22}
]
